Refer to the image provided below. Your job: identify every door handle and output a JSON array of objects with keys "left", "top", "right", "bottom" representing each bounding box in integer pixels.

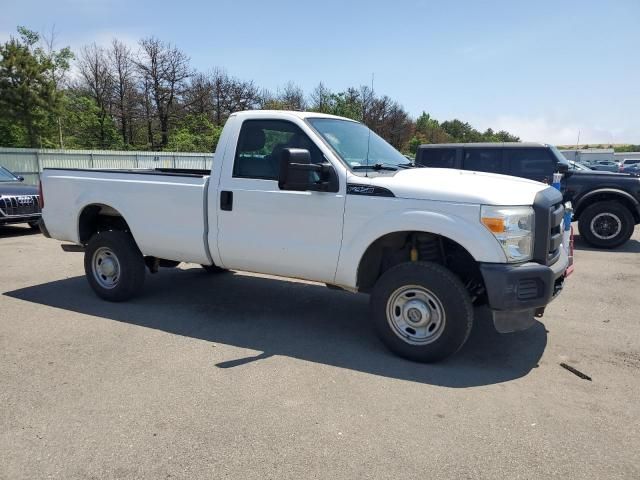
[{"left": 220, "top": 191, "right": 233, "bottom": 211}]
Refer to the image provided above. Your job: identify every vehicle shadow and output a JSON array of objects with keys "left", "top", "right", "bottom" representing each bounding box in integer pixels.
[
  {"left": 573, "top": 233, "right": 640, "bottom": 253},
  {"left": 4, "top": 268, "right": 548, "bottom": 388},
  {"left": 0, "top": 225, "right": 40, "bottom": 238}
]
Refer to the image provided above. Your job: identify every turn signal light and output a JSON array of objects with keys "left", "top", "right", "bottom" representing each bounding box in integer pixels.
[{"left": 481, "top": 217, "right": 505, "bottom": 233}]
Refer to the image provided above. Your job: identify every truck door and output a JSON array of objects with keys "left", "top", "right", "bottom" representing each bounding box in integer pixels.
[{"left": 215, "top": 118, "right": 345, "bottom": 283}]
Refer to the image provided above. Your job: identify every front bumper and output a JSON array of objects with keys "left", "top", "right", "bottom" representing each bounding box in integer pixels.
[{"left": 479, "top": 248, "right": 569, "bottom": 333}]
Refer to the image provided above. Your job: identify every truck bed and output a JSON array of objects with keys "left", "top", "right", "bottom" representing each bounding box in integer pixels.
[
  {"left": 43, "top": 167, "right": 211, "bottom": 178},
  {"left": 41, "top": 168, "right": 213, "bottom": 265}
]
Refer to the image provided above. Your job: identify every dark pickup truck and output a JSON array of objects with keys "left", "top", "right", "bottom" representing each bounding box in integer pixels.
[{"left": 416, "top": 143, "right": 640, "bottom": 249}]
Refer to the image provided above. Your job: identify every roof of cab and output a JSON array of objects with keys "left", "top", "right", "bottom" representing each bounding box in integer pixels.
[
  {"left": 230, "top": 110, "right": 359, "bottom": 122},
  {"left": 418, "top": 142, "right": 549, "bottom": 149}
]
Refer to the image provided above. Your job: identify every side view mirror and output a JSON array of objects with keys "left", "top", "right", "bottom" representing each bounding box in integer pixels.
[
  {"left": 17, "top": 175, "right": 24, "bottom": 182},
  {"left": 278, "top": 148, "right": 338, "bottom": 192},
  {"left": 557, "top": 163, "right": 569, "bottom": 174}
]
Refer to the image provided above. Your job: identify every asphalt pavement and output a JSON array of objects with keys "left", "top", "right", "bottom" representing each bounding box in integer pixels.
[{"left": 1, "top": 225, "right": 639, "bottom": 479}]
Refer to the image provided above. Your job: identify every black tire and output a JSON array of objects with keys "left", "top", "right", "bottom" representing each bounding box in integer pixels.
[
  {"left": 578, "top": 201, "right": 635, "bottom": 249},
  {"left": 370, "top": 261, "right": 473, "bottom": 363},
  {"left": 84, "top": 231, "right": 145, "bottom": 302},
  {"left": 201, "top": 264, "right": 228, "bottom": 274},
  {"left": 28, "top": 221, "right": 40, "bottom": 230}
]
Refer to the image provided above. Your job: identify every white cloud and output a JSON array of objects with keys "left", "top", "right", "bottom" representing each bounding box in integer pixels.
[{"left": 473, "top": 115, "right": 637, "bottom": 146}]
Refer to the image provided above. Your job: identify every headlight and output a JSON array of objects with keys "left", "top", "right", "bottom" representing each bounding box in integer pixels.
[{"left": 481, "top": 206, "right": 534, "bottom": 263}]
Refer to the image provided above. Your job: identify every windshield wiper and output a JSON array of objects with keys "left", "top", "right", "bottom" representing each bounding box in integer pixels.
[
  {"left": 352, "top": 162, "right": 416, "bottom": 171},
  {"left": 352, "top": 163, "right": 398, "bottom": 171}
]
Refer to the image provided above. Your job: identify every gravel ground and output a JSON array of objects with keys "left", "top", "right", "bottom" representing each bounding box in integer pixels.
[{"left": 1, "top": 225, "right": 639, "bottom": 479}]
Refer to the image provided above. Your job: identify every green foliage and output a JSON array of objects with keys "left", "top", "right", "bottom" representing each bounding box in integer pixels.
[
  {"left": 61, "top": 91, "right": 122, "bottom": 149},
  {"left": 167, "top": 114, "right": 222, "bottom": 152},
  {"left": 614, "top": 144, "right": 640, "bottom": 153},
  {"left": 407, "top": 112, "right": 520, "bottom": 153},
  {"left": 0, "top": 25, "right": 522, "bottom": 154},
  {"left": 0, "top": 26, "right": 72, "bottom": 148}
]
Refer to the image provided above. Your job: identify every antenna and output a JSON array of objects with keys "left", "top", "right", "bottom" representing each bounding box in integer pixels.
[
  {"left": 364, "top": 73, "right": 374, "bottom": 176},
  {"left": 575, "top": 130, "right": 581, "bottom": 150}
]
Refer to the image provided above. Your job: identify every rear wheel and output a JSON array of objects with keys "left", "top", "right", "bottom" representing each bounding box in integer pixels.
[
  {"left": 370, "top": 261, "right": 474, "bottom": 363},
  {"left": 578, "top": 201, "right": 634, "bottom": 249},
  {"left": 84, "top": 231, "right": 145, "bottom": 301}
]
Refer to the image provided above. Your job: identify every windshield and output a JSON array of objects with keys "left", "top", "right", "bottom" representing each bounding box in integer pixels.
[
  {"left": 549, "top": 145, "right": 571, "bottom": 169},
  {"left": 0, "top": 166, "right": 19, "bottom": 182},
  {"left": 570, "top": 161, "right": 591, "bottom": 171},
  {"left": 307, "top": 118, "right": 411, "bottom": 170}
]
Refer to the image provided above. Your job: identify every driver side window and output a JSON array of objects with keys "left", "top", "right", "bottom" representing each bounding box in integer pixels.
[{"left": 233, "top": 120, "right": 323, "bottom": 180}]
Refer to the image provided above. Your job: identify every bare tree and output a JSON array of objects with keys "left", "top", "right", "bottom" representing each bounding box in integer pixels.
[
  {"left": 279, "top": 82, "right": 306, "bottom": 110},
  {"left": 309, "top": 82, "right": 332, "bottom": 112},
  {"left": 77, "top": 43, "right": 113, "bottom": 148},
  {"left": 185, "top": 71, "right": 214, "bottom": 117},
  {"left": 41, "top": 26, "right": 74, "bottom": 147},
  {"left": 226, "top": 77, "right": 260, "bottom": 116},
  {"left": 136, "top": 37, "right": 191, "bottom": 148},
  {"left": 108, "top": 39, "right": 136, "bottom": 146}
]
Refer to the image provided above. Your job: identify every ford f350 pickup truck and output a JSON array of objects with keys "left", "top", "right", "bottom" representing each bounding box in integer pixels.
[{"left": 40, "top": 111, "right": 569, "bottom": 362}]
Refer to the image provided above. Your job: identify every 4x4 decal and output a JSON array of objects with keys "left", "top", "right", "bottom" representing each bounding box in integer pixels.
[{"left": 346, "top": 184, "right": 395, "bottom": 197}]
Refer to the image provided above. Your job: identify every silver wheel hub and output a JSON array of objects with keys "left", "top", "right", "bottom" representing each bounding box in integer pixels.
[
  {"left": 386, "top": 285, "right": 446, "bottom": 345},
  {"left": 92, "top": 247, "right": 121, "bottom": 289},
  {"left": 590, "top": 212, "right": 622, "bottom": 240},
  {"left": 404, "top": 300, "right": 431, "bottom": 327}
]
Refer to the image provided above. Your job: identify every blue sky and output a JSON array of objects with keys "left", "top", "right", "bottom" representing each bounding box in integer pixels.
[{"left": 2, "top": 0, "right": 639, "bottom": 144}]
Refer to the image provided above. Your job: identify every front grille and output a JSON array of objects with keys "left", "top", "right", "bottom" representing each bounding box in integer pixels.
[
  {"left": 533, "top": 187, "right": 564, "bottom": 266},
  {"left": 547, "top": 202, "right": 564, "bottom": 263},
  {"left": 0, "top": 195, "right": 41, "bottom": 217}
]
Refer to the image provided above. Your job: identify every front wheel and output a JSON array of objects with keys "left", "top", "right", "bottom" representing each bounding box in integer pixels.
[
  {"left": 578, "top": 201, "right": 634, "bottom": 249},
  {"left": 84, "top": 231, "right": 145, "bottom": 302},
  {"left": 370, "top": 261, "right": 474, "bottom": 363},
  {"left": 28, "top": 221, "right": 40, "bottom": 230}
]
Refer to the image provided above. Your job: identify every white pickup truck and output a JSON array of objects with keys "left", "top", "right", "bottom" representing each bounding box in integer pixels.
[{"left": 40, "top": 110, "right": 569, "bottom": 362}]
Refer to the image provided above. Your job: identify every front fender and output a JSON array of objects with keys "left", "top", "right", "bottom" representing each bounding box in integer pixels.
[{"left": 334, "top": 204, "right": 506, "bottom": 289}]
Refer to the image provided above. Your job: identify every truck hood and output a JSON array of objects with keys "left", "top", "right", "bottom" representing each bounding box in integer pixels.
[
  {"left": 0, "top": 182, "right": 38, "bottom": 196},
  {"left": 363, "top": 168, "right": 547, "bottom": 205},
  {"left": 569, "top": 170, "right": 639, "bottom": 178}
]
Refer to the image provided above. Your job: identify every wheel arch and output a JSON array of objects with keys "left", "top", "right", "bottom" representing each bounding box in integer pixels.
[
  {"left": 77, "top": 203, "right": 137, "bottom": 245},
  {"left": 355, "top": 230, "right": 485, "bottom": 297},
  {"left": 335, "top": 209, "right": 506, "bottom": 290},
  {"left": 575, "top": 189, "right": 640, "bottom": 223}
]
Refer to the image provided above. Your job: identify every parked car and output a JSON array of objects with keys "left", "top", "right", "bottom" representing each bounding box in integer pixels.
[
  {"left": 0, "top": 166, "right": 41, "bottom": 229},
  {"left": 39, "top": 111, "right": 569, "bottom": 362},
  {"left": 589, "top": 160, "right": 620, "bottom": 172},
  {"left": 619, "top": 158, "right": 640, "bottom": 173},
  {"left": 415, "top": 143, "right": 640, "bottom": 249}
]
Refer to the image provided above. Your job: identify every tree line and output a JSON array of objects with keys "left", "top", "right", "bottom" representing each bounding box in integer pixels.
[{"left": 0, "top": 26, "right": 520, "bottom": 154}]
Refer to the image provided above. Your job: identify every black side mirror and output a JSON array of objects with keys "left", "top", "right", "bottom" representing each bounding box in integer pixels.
[
  {"left": 557, "top": 163, "right": 569, "bottom": 174},
  {"left": 278, "top": 148, "right": 337, "bottom": 192},
  {"left": 17, "top": 175, "right": 24, "bottom": 182}
]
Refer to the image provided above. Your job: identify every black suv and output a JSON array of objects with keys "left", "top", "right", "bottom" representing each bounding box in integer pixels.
[
  {"left": 416, "top": 143, "right": 640, "bottom": 249},
  {"left": 0, "top": 166, "right": 41, "bottom": 230}
]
